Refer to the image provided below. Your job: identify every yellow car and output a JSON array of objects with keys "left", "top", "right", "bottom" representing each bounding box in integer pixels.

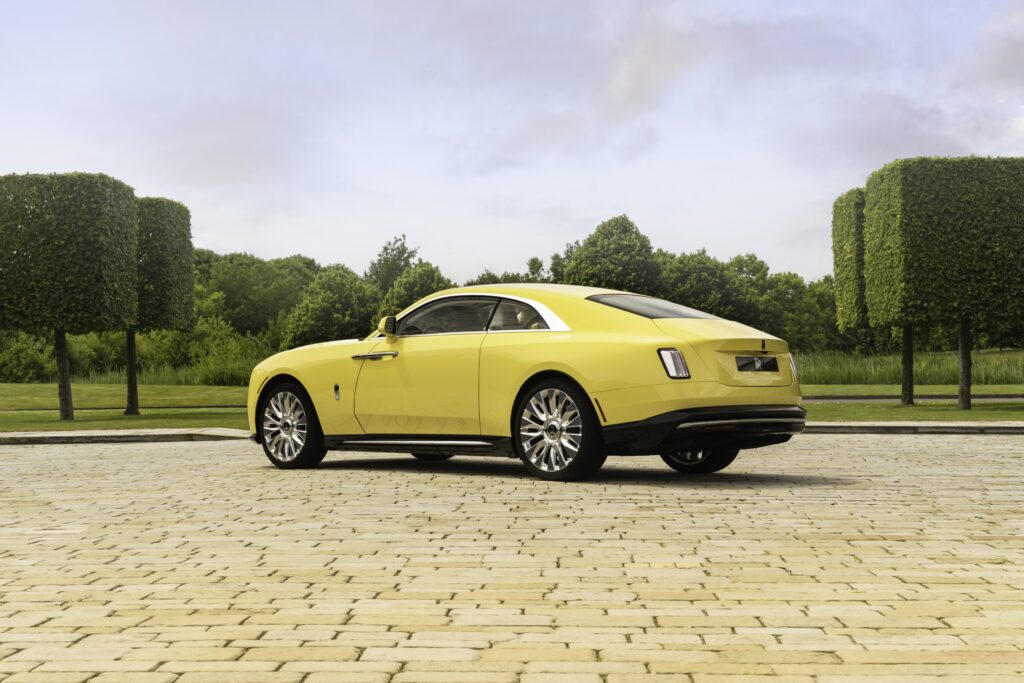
[{"left": 248, "top": 284, "right": 804, "bottom": 481}]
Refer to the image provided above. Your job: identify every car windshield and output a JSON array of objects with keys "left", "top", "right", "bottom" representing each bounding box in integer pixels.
[{"left": 587, "top": 293, "right": 716, "bottom": 319}]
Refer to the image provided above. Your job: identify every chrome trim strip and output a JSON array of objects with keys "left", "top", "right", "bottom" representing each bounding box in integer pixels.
[
  {"left": 675, "top": 418, "right": 805, "bottom": 430},
  {"left": 341, "top": 439, "right": 493, "bottom": 447}
]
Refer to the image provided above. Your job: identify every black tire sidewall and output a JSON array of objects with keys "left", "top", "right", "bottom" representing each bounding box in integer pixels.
[
  {"left": 660, "top": 448, "right": 738, "bottom": 474},
  {"left": 513, "top": 378, "right": 606, "bottom": 481},
  {"left": 411, "top": 453, "right": 455, "bottom": 461},
  {"left": 258, "top": 382, "right": 327, "bottom": 469}
]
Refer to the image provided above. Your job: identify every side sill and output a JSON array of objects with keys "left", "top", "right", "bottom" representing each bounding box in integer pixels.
[{"left": 324, "top": 434, "right": 515, "bottom": 457}]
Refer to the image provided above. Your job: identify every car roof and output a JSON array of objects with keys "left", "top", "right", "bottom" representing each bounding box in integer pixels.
[{"left": 430, "top": 283, "right": 623, "bottom": 305}]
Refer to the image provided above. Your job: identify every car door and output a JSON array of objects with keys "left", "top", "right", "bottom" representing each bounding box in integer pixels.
[{"left": 353, "top": 296, "right": 499, "bottom": 435}]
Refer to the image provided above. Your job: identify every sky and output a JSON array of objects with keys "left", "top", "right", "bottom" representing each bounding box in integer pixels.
[{"left": 2, "top": 0, "right": 1023, "bottom": 283}]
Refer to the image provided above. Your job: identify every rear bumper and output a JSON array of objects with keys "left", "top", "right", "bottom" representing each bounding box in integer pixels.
[{"left": 602, "top": 404, "right": 806, "bottom": 455}]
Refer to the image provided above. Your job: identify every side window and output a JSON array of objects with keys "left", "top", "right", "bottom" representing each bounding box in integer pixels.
[
  {"left": 398, "top": 298, "right": 498, "bottom": 336},
  {"left": 488, "top": 299, "right": 549, "bottom": 331}
]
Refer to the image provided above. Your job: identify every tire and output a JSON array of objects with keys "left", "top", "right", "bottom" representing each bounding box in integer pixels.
[
  {"left": 258, "top": 382, "right": 327, "bottom": 469},
  {"left": 513, "top": 377, "right": 606, "bottom": 481},
  {"left": 411, "top": 452, "right": 455, "bottom": 461},
  {"left": 660, "top": 448, "right": 738, "bottom": 474}
]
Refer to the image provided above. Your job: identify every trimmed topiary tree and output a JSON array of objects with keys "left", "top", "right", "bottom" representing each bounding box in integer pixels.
[
  {"left": 831, "top": 188, "right": 867, "bottom": 332},
  {"left": 864, "top": 157, "right": 1024, "bottom": 409},
  {"left": 126, "top": 198, "right": 194, "bottom": 415},
  {"left": 0, "top": 173, "right": 138, "bottom": 420},
  {"left": 562, "top": 215, "right": 660, "bottom": 294},
  {"left": 830, "top": 187, "right": 911, "bottom": 401}
]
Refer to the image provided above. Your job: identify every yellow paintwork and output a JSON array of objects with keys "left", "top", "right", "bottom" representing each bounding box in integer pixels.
[{"left": 247, "top": 284, "right": 802, "bottom": 438}]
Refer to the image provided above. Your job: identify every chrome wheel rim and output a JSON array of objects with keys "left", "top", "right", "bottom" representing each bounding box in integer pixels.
[
  {"left": 519, "top": 388, "right": 582, "bottom": 472},
  {"left": 666, "top": 449, "right": 709, "bottom": 466},
  {"left": 262, "top": 391, "right": 307, "bottom": 462}
]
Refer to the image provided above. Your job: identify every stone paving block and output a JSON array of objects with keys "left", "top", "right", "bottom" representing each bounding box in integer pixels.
[{"left": 0, "top": 435, "right": 1022, "bottom": 680}]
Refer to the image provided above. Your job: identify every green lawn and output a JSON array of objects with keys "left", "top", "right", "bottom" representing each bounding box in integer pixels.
[
  {"left": 0, "top": 383, "right": 245, "bottom": 411},
  {"left": 804, "top": 401, "right": 1024, "bottom": 422},
  {"left": 1, "top": 382, "right": 1022, "bottom": 432},
  {"left": 802, "top": 384, "right": 1024, "bottom": 397},
  {"left": 0, "top": 407, "right": 247, "bottom": 432}
]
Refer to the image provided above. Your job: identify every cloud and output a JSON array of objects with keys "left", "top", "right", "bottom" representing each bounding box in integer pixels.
[
  {"left": 958, "top": 3, "right": 1024, "bottom": 93},
  {"left": 449, "top": 4, "right": 888, "bottom": 171}
]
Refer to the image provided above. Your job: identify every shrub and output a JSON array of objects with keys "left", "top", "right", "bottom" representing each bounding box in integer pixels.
[{"left": 0, "top": 331, "right": 53, "bottom": 382}]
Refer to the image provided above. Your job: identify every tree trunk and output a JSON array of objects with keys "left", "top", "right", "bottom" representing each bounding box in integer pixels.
[
  {"left": 958, "top": 317, "right": 972, "bottom": 411},
  {"left": 900, "top": 322, "right": 914, "bottom": 406},
  {"left": 125, "top": 327, "right": 140, "bottom": 416},
  {"left": 55, "top": 328, "right": 74, "bottom": 421}
]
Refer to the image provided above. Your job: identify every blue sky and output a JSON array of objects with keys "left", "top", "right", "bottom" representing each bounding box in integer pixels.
[{"left": 2, "top": 1, "right": 1021, "bottom": 282}]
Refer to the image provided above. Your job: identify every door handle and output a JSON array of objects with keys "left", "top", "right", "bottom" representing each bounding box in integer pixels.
[{"left": 351, "top": 351, "right": 399, "bottom": 361}]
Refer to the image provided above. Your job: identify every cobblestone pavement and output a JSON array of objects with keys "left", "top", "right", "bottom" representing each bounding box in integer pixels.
[{"left": 1, "top": 435, "right": 1022, "bottom": 682}]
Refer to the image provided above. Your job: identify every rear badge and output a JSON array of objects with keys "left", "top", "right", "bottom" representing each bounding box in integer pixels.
[{"left": 736, "top": 355, "right": 779, "bottom": 372}]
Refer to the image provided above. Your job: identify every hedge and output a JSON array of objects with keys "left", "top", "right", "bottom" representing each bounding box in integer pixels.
[
  {"left": 863, "top": 156, "right": 1024, "bottom": 329},
  {"left": 0, "top": 173, "right": 138, "bottom": 333},
  {"left": 831, "top": 188, "right": 866, "bottom": 332},
  {"left": 136, "top": 197, "right": 193, "bottom": 331}
]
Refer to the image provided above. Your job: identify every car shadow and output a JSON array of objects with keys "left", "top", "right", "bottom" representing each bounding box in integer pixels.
[{"left": 316, "top": 455, "right": 854, "bottom": 489}]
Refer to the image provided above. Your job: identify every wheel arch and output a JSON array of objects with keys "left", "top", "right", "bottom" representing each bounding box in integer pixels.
[
  {"left": 509, "top": 369, "right": 597, "bottom": 435},
  {"left": 254, "top": 373, "right": 307, "bottom": 444}
]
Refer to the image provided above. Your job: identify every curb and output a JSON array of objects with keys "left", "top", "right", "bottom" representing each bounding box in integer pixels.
[
  {"left": 0, "top": 428, "right": 250, "bottom": 446},
  {"left": 803, "top": 422, "right": 1024, "bottom": 435},
  {"left": 3, "top": 424, "right": 1023, "bottom": 445},
  {"left": 805, "top": 394, "right": 1024, "bottom": 401},
  {"left": 2, "top": 404, "right": 246, "bottom": 413}
]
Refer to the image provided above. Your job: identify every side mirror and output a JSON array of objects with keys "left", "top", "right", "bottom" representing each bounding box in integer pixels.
[{"left": 378, "top": 316, "right": 398, "bottom": 338}]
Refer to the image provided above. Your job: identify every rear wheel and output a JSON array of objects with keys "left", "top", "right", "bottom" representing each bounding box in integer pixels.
[
  {"left": 411, "top": 452, "right": 454, "bottom": 461},
  {"left": 514, "top": 378, "right": 605, "bottom": 481},
  {"left": 660, "top": 448, "right": 738, "bottom": 474},
  {"left": 259, "top": 382, "right": 327, "bottom": 469}
]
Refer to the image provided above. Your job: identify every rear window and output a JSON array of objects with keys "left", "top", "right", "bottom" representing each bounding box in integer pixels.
[{"left": 587, "top": 294, "right": 716, "bottom": 319}]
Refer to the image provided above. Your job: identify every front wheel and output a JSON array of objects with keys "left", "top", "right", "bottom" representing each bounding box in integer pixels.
[
  {"left": 660, "top": 448, "right": 738, "bottom": 474},
  {"left": 514, "top": 379, "right": 606, "bottom": 481},
  {"left": 259, "top": 382, "right": 327, "bottom": 469}
]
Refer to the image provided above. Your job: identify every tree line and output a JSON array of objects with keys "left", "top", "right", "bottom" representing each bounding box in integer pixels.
[{"left": 5, "top": 177, "right": 1022, "bottom": 400}]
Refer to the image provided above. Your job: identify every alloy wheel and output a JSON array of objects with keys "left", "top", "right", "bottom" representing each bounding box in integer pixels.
[
  {"left": 262, "top": 391, "right": 308, "bottom": 462},
  {"left": 519, "top": 388, "right": 583, "bottom": 472}
]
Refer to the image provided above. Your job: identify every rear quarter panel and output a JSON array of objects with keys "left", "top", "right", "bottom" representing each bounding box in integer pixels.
[{"left": 478, "top": 327, "right": 705, "bottom": 437}]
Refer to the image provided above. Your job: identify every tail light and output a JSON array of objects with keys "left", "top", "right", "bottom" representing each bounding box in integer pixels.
[{"left": 658, "top": 348, "right": 690, "bottom": 379}]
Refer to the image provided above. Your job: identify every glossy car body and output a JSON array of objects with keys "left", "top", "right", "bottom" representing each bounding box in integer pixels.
[{"left": 248, "top": 284, "right": 804, "bottom": 477}]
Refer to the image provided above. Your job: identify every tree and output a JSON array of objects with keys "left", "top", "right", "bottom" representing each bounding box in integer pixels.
[
  {"left": 548, "top": 241, "right": 578, "bottom": 283},
  {"left": 0, "top": 173, "right": 138, "bottom": 420},
  {"left": 660, "top": 249, "right": 751, "bottom": 320},
  {"left": 207, "top": 253, "right": 319, "bottom": 334},
  {"left": 864, "top": 157, "right": 1024, "bottom": 409},
  {"left": 376, "top": 261, "right": 455, "bottom": 321},
  {"left": 284, "top": 265, "right": 381, "bottom": 348},
  {"left": 562, "top": 215, "right": 660, "bottom": 294},
  {"left": 126, "top": 198, "right": 194, "bottom": 415},
  {"left": 366, "top": 234, "right": 418, "bottom": 292},
  {"left": 831, "top": 187, "right": 913, "bottom": 402},
  {"left": 464, "top": 256, "right": 548, "bottom": 286}
]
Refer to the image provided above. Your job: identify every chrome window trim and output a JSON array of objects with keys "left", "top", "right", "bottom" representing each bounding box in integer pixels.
[{"left": 375, "top": 293, "right": 571, "bottom": 339}]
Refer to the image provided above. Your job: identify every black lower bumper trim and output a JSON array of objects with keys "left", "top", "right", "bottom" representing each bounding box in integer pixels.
[{"left": 602, "top": 404, "right": 806, "bottom": 455}]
